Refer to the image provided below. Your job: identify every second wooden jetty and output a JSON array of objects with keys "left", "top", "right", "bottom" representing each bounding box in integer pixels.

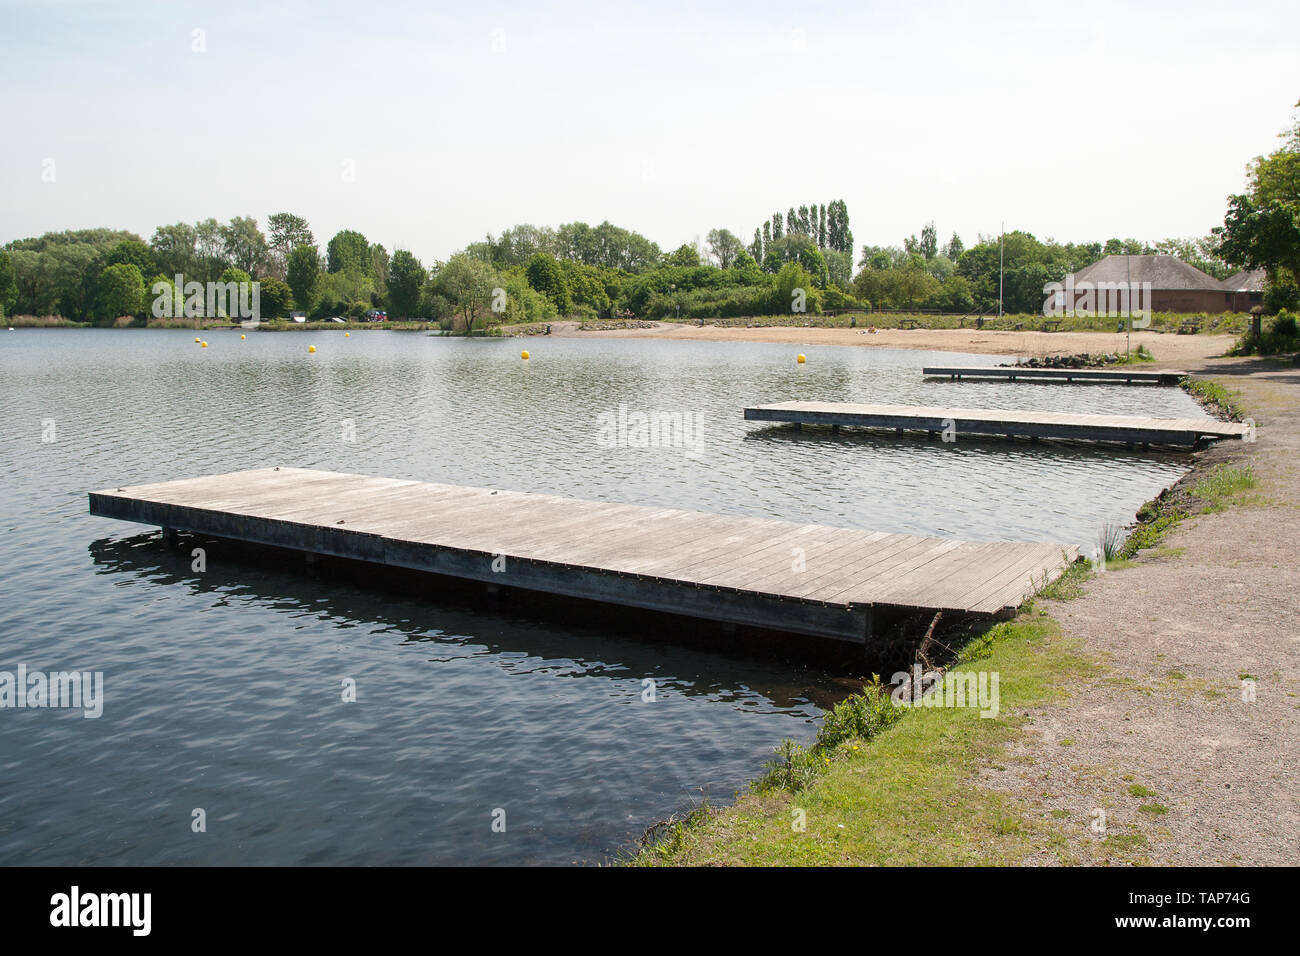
[
  {"left": 88, "top": 467, "right": 1077, "bottom": 646},
  {"left": 923, "top": 366, "right": 1186, "bottom": 385},
  {"left": 744, "top": 401, "right": 1249, "bottom": 448}
]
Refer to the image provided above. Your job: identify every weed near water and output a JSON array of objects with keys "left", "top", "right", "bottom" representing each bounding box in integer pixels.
[
  {"left": 1181, "top": 377, "right": 1247, "bottom": 421},
  {"left": 638, "top": 607, "right": 1098, "bottom": 866}
]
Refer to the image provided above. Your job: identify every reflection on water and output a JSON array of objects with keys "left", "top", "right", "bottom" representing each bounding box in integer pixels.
[{"left": 0, "top": 330, "right": 1201, "bottom": 864}]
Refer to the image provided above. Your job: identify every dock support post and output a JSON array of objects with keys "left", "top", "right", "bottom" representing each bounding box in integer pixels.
[
  {"left": 161, "top": 527, "right": 178, "bottom": 549},
  {"left": 831, "top": 424, "right": 839, "bottom": 434},
  {"left": 862, "top": 607, "right": 875, "bottom": 658},
  {"left": 793, "top": 422, "right": 801, "bottom": 432},
  {"left": 305, "top": 552, "right": 321, "bottom": 578}
]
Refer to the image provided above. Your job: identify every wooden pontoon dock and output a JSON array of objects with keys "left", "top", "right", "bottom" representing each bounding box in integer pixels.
[
  {"left": 922, "top": 366, "right": 1186, "bottom": 385},
  {"left": 88, "top": 467, "right": 1077, "bottom": 646},
  {"left": 744, "top": 401, "right": 1248, "bottom": 448}
]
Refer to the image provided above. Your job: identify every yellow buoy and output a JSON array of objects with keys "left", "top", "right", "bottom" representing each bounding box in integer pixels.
[
  {"left": 240, "top": 334, "right": 246, "bottom": 340},
  {"left": 797, "top": 353, "right": 806, "bottom": 364},
  {"left": 201, "top": 341, "right": 208, "bottom": 348},
  {"left": 308, "top": 345, "right": 317, "bottom": 353},
  {"left": 344, "top": 332, "right": 350, "bottom": 337},
  {"left": 195, "top": 337, "right": 201, "bottom": 343},
  {"left": 521, "top": 350, "right": 530, "bottom": 360}
]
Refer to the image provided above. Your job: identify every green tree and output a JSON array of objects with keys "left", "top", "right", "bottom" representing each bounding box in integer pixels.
[
  {"left": 221, "top": 217, "right": 268, "bottom": 275},
  {"left": 919, "top": 221, "right": 938, "bottom": 259},
  {"left": 387, "top": 249, "right": 425, "bottom": 318},
  {"left": 438, "top": 253, "right": 498, "bottom": 332},
  {"left": 149, "top": 222, "right": 198, "bottom": 278},
  {"left": 286, "top": 244, "right": 320, "bottom": 312},
  {"left": 0, "top": 251, "right": 16, "bottom": 317},
  {"left": 327, "top": 230, "right": 371, "bottom": 275},
  {"left": 267, "top": 213, "right": 314, "bottom": 278},
  {"left": 706, "top": 228, "right": 743, "bottom": 269},
  {"left": 525, "top": 253, "right": 571, "bottom": 313},
  {"left": 97, "top": 263, "right": 144, "bottom": 320},
  {"left": 105, "top": 239, "right": 156, "bottom": 277},
  {"left": 256, "top": 276, "right": 293, "bottom": 319}
]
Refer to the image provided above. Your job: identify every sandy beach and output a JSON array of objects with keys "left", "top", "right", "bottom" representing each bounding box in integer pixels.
[{"left": 539, "top": 320, "right": 1235, "bottom": 365}]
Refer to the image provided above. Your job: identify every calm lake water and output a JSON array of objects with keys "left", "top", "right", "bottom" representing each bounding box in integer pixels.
[{"left": 0, "top": 329, "right": 1206, "bottom": 864}]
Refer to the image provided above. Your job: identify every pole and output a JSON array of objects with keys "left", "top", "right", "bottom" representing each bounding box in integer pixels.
[
  {"left": 998, "top": 221, "right": 1004, "bottom": 320},
  {"left": 1125, "top": 254, "right": 1132, "bottom": 358}
]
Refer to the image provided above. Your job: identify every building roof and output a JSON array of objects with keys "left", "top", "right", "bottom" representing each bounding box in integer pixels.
[
  {"left": 1221, "top": 269, "right": 1267, "bottom": 292},
  {"left": 1070, "top": 255, "right": 1224, "bottom": 291}
]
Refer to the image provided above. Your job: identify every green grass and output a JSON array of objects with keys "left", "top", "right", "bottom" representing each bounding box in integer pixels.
[
  {"left": 1189, "top": 463, "right": 1257, "bottom": 512},
  {"left": 1181, "top": 377, "right": 1248, "bottom": 421},
  {"left": 636, "top": 606, "right": 1099, "bottom": 866},
  {"left": 1127, "top": 783, "right": 1157, "bottom": 798}
]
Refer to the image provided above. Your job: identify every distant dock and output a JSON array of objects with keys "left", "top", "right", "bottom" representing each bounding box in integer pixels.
[
  {"left": 744, "top": 401, "right": 1248, "bottom": 449},
  {"left": 89, "top": 467, "right": 1076, "bottom": 646},
  {"left": 923, "top": 366, "right": 1186, "bottom": 385}
]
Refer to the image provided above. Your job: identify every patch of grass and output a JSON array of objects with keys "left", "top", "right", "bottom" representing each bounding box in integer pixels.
[
  {"left": 1114, "top": 343, "right": 1155, "bottom": 364},
  {"left": 1098, "top": 520, "right": 1127, "bottom": 563},
  {"left": 1189, "top": 463, "right": 1257, "bottom": 512},
  {"left": 1139, "top": 804, "right": 1169, "bottom": 815},
  {"left": 1049, "top": 808, "right": 1070, "bottom": 819},
  {"left": 1036, "top": 558, "right": 1093, "bottom": 601},
  {"left": 755, "top": 678, "right": 904, "bottom": 793},
  {"left": 1127, "top": 783, "right": 1157, "bottom": 798},
  {"left": 638, "top": 608, "right": 1099, "bottom": 865},
  {"left": 1181, "top": 376, "right": 1247, "bottom": 421},
  {"left": 629, "top": 801, "right": 714, "bottom": 864},
  {"left": 1102, "top": 832, "right": 1148, "bottom": 851},
  {"left": 1059, "top": 738, "right": 1075, "bottom": 747}
]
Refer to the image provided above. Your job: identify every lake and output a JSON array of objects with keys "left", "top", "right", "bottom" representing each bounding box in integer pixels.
[{"left": 0, "top": 329, "right": 1205, "bottom": 864}]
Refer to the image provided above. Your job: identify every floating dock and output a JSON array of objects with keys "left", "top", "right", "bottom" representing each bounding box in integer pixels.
[
  {"left": 744, "top": 401, "right": 1248, "bottom": 448},
  {"left": 923, "top": 366, "right": 1186, "bottom": 385},
  {"left": 88, "top": 467, "right": 1076, "bottom": 645}
]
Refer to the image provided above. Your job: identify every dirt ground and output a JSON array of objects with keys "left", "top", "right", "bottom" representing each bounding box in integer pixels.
[
  {"left": 977, "top": 355, "right": 1300, "bottom": 865},
  {"left": 541, "top": 320, "right": 1235, "bottom": 365}
]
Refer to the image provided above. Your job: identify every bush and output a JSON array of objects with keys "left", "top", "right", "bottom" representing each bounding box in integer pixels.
[
  {"left": 757, "top": 678, "right": 902, "bottom": 792},
  {"left": 1264, "top": 282, "right": 1300, "bottom": 314}
]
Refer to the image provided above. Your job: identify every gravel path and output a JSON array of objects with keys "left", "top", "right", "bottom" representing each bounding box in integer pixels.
[{"left": 979, "top": 356, "right": 1300, "bottom": 865}]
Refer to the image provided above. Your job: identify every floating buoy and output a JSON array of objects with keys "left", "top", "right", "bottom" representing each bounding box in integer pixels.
[
  {"left": 797, "top": 353, "right": 806, "bottom": 364},
  {"left": 308, "top": 345, "right": 317, "bottom": 353},
  {"left": 521, "top": 350, "right": 530, "bottom": 360},
  {"left": 201, "top": 341, "right": 208, "bottom": 348},
  {"left": 240, "top": 334, "right": 246, "bottom": 340},
  {"left": 344, "top": 332, "right": 350, "bottom": 337},
  {"left": 195, "top": 337, "right": 201, "bottom": 343}
]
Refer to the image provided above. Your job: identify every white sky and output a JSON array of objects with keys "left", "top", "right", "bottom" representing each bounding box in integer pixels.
[{"left": 1, "top": 0, "right": 1296, "bottom": 262}]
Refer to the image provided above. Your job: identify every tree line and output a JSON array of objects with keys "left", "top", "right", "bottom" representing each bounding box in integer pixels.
[{"left": 4, "top": 142, "right": 1296, "bottom": 327}]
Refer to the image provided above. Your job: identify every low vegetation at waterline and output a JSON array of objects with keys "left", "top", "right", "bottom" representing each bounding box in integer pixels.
[{"left": 636, "top": 607, "right": 1100, "bottom": 866}]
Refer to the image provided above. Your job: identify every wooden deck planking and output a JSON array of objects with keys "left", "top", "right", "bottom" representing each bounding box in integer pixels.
[
  {"left": 89, "top": 467, "right": 1079, "bottom": 644},
  {"left": 744, "top": 400, "right": 1247, "bottom": 447},
  {"left": 923, "top": 366, "right": 1187, "bottom": 385}
]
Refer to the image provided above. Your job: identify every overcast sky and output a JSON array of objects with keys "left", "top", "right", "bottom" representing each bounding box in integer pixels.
[{"left": 2, "top": 0, "right": 1296, "bottom": 261}]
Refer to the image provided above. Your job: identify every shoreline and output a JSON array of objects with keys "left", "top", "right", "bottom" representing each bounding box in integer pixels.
[
  {"left": 7, "top": 318, "right": 1236, "bottom": 363},
  {"left": 538, "top": 320, "right": 1234, "bottom": 364},
  {"left": 642, "top": 357, "right": 1296, "bottom": 866}
]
